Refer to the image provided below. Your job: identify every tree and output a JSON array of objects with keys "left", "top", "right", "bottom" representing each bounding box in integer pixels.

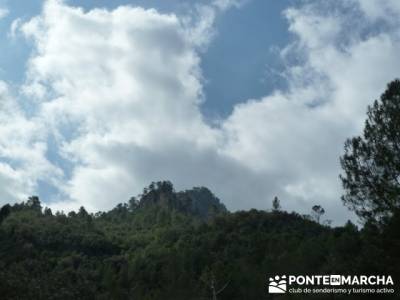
[
  {"left": 272, "top": 196, "right": 281, "bottom": 211},
  {"left": 0, "top": 204, "right": 11, "bottom": 224},
  {"left": 26, "top": 196, "right": 42, "bottom": 212},
  {"left": 312, "top": 205, "right": 325, "bottom": 223},
  {"left": 156, "top": 181, "right": 174, "bottom": 193},
  {"left": 340, "top": 79, "right": 400, "bottom": 225},
  {"left": 44, "top": 207, "right": 53, "bottom": 216},
  {"left": 77, "top": 206, "right": 89, "bottom": 218},
  {"left": 128, "top": 197, "right": 138, "bottom": 211}
]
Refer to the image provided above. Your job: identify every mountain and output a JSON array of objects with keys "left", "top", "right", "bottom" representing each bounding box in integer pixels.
[
  {"left": 0, "top": 182, "right": 398, "bottom": 299},
  {"left": 138, "top": 181, "right": 227, "bottom": 219}
]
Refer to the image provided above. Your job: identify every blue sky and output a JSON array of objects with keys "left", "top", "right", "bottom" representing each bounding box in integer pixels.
[
  {"left": 199, "top": 0, "right": 292, "bottom": 117},
  {"left": 0, "top": 0, "right": 293, "bottom": 116},
  {"left": 0, "top": 0, "right": 399, "bottom": 225}
]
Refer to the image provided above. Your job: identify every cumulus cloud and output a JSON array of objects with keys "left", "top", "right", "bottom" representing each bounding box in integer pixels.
[
  {"left": 19, "top": 0, "right": 222, "bottom": 212},
  {"left": 0, "top": 0, "right": 399, "bottom": 224}
]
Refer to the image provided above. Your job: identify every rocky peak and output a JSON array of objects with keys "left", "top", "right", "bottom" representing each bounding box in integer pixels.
[{"left": 138, "top": 181, "right": 227, "bottom": 219}]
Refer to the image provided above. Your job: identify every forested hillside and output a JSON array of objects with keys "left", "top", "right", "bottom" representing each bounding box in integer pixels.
[{"left": 0, "top": 181, "right": 399, "bottom": 299}]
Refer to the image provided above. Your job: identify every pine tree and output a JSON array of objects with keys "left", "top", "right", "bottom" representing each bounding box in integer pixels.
[
  {"left": 272, "top": 196, "right": 281, "bottom": 211},
  {"left": 340, "top": 79, "right": 400, "bottom": 224}
]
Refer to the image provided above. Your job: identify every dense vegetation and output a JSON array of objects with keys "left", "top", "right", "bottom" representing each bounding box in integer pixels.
[
  {"left": 0, "top": 182, "right": 398, "bottom": 299},
  {"left": 0, "top": 80, "right": 399, "bottom": 299}
]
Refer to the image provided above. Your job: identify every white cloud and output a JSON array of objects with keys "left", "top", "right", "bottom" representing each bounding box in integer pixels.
[
  {"left": 212, "top": 0, "right": 247, "bottom": 11},
  {"left": 9, "top": 18, "right": 22, "bottom": 39},
  {"left": 0, "top": 7, "right": 9, "bottom": 19},
  {"left": 20, "top": 0, "right": 221, "bottom": 211},
  {"left": 356, "top": 0, "right": 400, "bottom": 22},
  {"left": 1, "top": 0, "right": 399, "bottom": 224},
  {"left": 0, "top": 81, "right": 62, "bottom": 203}
]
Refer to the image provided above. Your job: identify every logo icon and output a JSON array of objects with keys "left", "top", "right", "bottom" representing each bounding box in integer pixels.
[
  {"left": 330, "top": 275, "right": 341, "bottom": 286},
  {"left": 268, "top": 275, "right": 287, "bottom": 293}
]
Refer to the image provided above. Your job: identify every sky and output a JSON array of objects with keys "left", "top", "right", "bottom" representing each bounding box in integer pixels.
[{"left": 0, "top": 0, "right": 399, "bottom": 225}]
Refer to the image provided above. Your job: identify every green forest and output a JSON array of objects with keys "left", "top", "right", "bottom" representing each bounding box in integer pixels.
[{"left": 0, "top": 81, "right": 400, "bottom": 299}]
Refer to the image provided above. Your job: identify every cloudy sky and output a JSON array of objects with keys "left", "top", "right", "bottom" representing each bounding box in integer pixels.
[{"left": 0, "top": 0, "right": 399, "bottom": 224}]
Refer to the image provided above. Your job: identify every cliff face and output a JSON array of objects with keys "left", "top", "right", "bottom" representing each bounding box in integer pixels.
[
  {"left": 138, "top": 181, "right": 227, "bottom": 219},
  {"left": 176, "top": 187, "right": 227, "bottom": 219}
]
